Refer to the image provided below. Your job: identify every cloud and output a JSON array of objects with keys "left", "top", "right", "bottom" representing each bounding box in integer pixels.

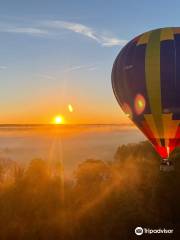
[
  {"left": 0, "top": 25, "right": 49, "bottom": 36},
  {"left": 64, "top": 65, "right": 87, "bottom": 72},
  {"left": 36, "top": 74, "right": 56, "bottom": 80},
  {"left": 100, "top": 37, "right": 127, "bottom": 47},
  {"left": 0, "top": 20, "right": 127, "bottom": 47},
  {"left": 0, "top": 66, "right": 7, "bottom": 70},
  {"left": 88, "top": 67, "right": 97, "bottom": 71},
  {"left": 44, "top": 21, "right": 99, "bottom": 41},
  {"left": 36, "top": 65, "right": 97, "bottom": 80},
  {"left": 42, "top": 20, "right": 127, "bottom": 47},
  {"left": 64, "top": 64, "right": 98, "bottom": 72}
]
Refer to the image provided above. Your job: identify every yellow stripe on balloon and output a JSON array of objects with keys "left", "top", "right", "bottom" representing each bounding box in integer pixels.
[
  {"left": 145, "top": 29, "right": 164, "bottom": 139},
  {"left": 160, "top": 28, "right": 174, "bottom": 41},
  {"left": 143, "top": 113, "right": 180, "bottom": 147},
  {"left": 144, "top": 114, "right": 161, "bottom": 145},
  {"left": 162, "top": 114, "right": 180, "bottom": 139},
  {"left": 137, "top": 31, "right": 151, "bottom": 45}
]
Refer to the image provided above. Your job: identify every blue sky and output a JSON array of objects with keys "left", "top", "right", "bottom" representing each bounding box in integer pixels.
[{"left": 0, "top": 0, "right": 180, "bottom": 123}]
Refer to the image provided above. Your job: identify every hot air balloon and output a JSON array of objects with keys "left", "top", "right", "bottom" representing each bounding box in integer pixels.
[{"left": 111, "top": 27, "right": 180, "bottom": 171}]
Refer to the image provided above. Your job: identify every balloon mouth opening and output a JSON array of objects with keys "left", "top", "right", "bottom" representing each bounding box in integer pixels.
[{"left": 162, "top": 158, "right": 169, "bottom": 162}]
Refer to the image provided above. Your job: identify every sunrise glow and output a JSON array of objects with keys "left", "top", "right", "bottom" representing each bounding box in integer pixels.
[{"left": 53, "top": 115, "right": 64, "bottom": 125}]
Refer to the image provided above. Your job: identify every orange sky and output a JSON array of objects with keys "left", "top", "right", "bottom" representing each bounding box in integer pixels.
[{"left": 0, "top": 105, "right": 130, "bottom": 125}]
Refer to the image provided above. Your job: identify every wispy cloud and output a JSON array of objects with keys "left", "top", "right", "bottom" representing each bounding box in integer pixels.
[
  {"left": 88, "top": 67, "right": 97, "bottom": 71},
  {"left": 100, "top": 36, "right": 127, "bottom": 47},
  {"left": 43, "top": 20, "right": 99, "bottom": 41},
  {"left": 36, "top": 74, "right": 56, "bottom": 80},
  {"left": 0, "top": 20, "right": 127, "bottom": 47},
  {"left": 41, "top": 20, "right": 127, "bottom": 47},
  {"left": 64, "top": 64, "right": 98, "bottom": 72},
  {"left": 0, "top": 65, "right": 7, "bottom": 70},
  {"left": 0, "top": 26, "right": 49, "bottom": 36},
  {"left": 36, "top": 64, "right": 97, "bottom": 80}
]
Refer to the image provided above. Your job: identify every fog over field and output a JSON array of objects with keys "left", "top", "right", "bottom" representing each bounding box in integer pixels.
[
  {"left": 0, "top": 125, "right": 145, "bottom": 176},
  {"left": 1, "top": 133, "right": 180, "bottom": 239}
]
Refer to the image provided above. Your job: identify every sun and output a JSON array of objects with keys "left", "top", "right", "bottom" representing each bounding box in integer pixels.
[{"left": 53, "top": 115, "right": 64, "bottom": 125}]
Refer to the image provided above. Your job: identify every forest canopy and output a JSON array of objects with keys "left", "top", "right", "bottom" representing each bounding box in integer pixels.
[{"left": 0, "top": 141, "right": 180, "bottom": 239}]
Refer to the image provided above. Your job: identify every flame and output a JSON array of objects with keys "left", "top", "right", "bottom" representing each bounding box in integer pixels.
[{"left": 167, "top": 146, "right": 170, "bottom": 157}]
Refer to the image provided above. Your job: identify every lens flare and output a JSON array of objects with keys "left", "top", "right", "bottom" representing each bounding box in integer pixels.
[
  {"left": 134, "top": 94, "right": 146, "bottom": 115},
  {"left": 68, "top": 104, "right": 73, "bottom": 113}
]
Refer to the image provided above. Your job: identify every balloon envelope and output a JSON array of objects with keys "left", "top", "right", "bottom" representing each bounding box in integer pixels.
[{"left": 112, "top": 27, "right": 180, "bottom": 159}]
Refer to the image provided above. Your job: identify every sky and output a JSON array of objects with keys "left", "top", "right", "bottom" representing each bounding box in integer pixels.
[{"left": 0, "top": 0, "right": 180, "bottom": 124}]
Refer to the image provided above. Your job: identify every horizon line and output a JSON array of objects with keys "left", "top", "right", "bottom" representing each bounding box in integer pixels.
[{"left": 0, "top": 123, "right": 134, "bottom": 126}]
